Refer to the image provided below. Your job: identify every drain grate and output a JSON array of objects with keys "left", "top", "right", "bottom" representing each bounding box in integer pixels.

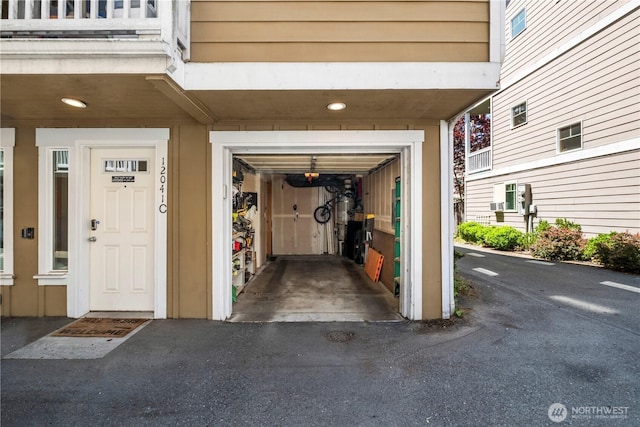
[{"left": 326, "top": 331, "right": 354, "bottom": 343}]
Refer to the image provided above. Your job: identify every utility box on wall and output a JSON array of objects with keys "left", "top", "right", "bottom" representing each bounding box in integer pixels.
[{"left": 517, "top": 183, "right": 532, "bottom": 216}]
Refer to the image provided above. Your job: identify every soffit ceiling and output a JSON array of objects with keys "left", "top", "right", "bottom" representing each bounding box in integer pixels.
[
  {"left": 1, "top": 74, "right": 491, "bottom": 123},
  {"left": 1, "top": 73, "right": 491, "bottom": 174}
]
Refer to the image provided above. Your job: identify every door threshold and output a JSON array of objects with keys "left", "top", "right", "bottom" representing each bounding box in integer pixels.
[{"left": 84, "top": 311, "right": 154, "bottom": 319}]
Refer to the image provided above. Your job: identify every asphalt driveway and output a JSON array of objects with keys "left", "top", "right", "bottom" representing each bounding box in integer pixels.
[{"left": 2, "top": 251, "right": 639, "bottom": 426}]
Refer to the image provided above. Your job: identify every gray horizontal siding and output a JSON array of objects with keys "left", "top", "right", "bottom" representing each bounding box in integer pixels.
[
  {"left": 465, "top": 150, "right": 640, "bottom": 238},
  {"left": 490, "top": 9, "right": 639, "bottom": 169},
  {"left": 501, "top": 0, "right": 629, "bottom": 82}
]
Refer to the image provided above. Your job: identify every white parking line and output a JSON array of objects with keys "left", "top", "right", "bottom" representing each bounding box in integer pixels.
[
  {"left": 473, "top": 267, "right": 499, "bottom": 277},
  {"left": 527, "top": 260, "right": 555, "bottom": 266},
  {"left": 549, "top": 295, "right": 619, "bottom": 314},
  {"left": 600, "top": 281, "right": 640, "bottom": 294},
  {"left": 467, "top": 253, "right": 486, "bottom": 258}
]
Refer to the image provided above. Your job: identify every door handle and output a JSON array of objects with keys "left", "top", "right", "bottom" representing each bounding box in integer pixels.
[
  {"left": 90, "top": 219, "right": 100, "bottom": 231},
  {"left": 88, "top": 236, "right": 97, "bottom": 242}
]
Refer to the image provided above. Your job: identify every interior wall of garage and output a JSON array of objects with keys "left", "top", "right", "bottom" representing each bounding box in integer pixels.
[{"left": 363, "top": 158, "right": 400, "bottom": 293}]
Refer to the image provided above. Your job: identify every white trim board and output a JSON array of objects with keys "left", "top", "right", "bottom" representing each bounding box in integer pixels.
[
  {"left": 0, "top": 129, "right": 15, "bottom": 286},
  {"left": 466, "top": 138, "right": 640, "bottom": 181},
  {"left": 35, "top": 128, "right": 169, "bottom": 319},
  {"left": 185, "top": 62, "right": 501, "bottom": 91},
  {"left": 210, "top": 130, "right": 426, "bottom": 321}
]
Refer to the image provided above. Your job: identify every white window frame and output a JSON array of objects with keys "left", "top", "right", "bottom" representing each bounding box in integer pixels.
[
  {"left": 35, "top": 128, "right": 169, "bottom": 319},
  {"left": 0, "top": 129, "right": 15, "bottom": 286},
  {"left": 36, "top": 147, "right": 70, "bottom": 282},
  {"left": 504, "top": 181, "right": 518, "bottom": 212},
  {"left": 511, "top": 101, "right": 528, "bottom": 128},
  {"left": 557, "top": 121, "right": 583, "bottom": 153},
  {"left": 511, "top": 8, "right": 526, "bottom": 39}
]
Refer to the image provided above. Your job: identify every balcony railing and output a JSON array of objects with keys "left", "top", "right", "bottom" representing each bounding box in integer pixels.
[
  {"left": 1, "top": 0, "right": 190, "bottom": 63},
  {"left": 1, "top": 0, "right": 161, "bottom": 35},
  {"left": 467, "top": 146, "right": 492, "bottom": 173}
]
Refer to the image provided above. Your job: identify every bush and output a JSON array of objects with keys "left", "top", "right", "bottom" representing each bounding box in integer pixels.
[
  {"left": 483, "top": 226, "right": 524, "bottom": 251},
  {"left": 530, "top": 226, "right": 586, "bottom": 261},
  {"left": 584, "top": 232, "right": 616, "bottom": 261},
  {"left": 457, "top": 222, "right": 489, "bottom": 244},
  {"left": 593, "top": 232, "right": 640, "bottom": 273},
  {"left": 555, "top": 218, "right": 582, "bottom": 231},
  {"left": 535, "top": 220, "right": 551, "bottom": 233}
]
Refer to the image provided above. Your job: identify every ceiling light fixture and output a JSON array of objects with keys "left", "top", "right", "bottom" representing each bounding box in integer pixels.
[
  {"left": 327, "top": 102, "right": 346, "bottom": 111},
  {"left": 61, "top": 98, "right": 87, "bottom": 108}
]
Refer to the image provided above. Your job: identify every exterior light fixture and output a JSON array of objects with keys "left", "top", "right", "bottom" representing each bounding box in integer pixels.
[
  {"left": 327, "top": 102, "right": 346, "bottom": 111},
  {"left": 61, "top": 98, "right": 87, "bottom": 108}
]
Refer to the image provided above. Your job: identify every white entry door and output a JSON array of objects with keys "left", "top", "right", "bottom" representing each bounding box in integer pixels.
[{"left": 89, "top": 148, "right": 155, "bottom": 311}]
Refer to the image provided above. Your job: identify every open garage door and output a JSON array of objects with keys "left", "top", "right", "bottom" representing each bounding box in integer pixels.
[{"left": 210, "top": 131, "right": 424, "bottom": 321}]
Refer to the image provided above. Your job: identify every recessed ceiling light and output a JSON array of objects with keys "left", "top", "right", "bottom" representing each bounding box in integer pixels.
[
  {"left": 61, "top": 98, "right": 87, "bottom": 108},
  {"left": 327, "top": 102, "right": 346, "bottom": 111}
]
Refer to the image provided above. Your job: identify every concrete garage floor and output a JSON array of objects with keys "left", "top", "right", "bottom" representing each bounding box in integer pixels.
[{"left": 229, "top": 255, "right": 403, "bottom": 322}]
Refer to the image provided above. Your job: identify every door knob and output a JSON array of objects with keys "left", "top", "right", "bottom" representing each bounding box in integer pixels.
[{"left": 88, "top": 236, "right": 97, "bottom": 242}]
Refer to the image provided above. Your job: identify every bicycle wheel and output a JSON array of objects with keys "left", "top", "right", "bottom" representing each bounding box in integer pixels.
[
  {"left": 314, "top": 205, "right": 332, "bottom": 224},
  {"left": 324, "top": 185, "right": 340, "bottom": 194}
]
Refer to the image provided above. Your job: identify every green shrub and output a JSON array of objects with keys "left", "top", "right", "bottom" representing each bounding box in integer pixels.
[
  {"left": 530, "top": 226, "right": 586, "bottom": 261},
  {"left": 483, "top": 226, "right": 524, "bottom": 251},
  {"left": 457, "top": 222, "right": 489, "bottom": 244},
  {"left": 555, "top": 218, "right": 582, "bottom": 231},
  {"left": 535, "top": 220, "right": 551, "bottom": 233},
  {"left": 594, "top": 232, "right": 640, "bottom": 273},
  {"left": 584, "top": 232, "right": 616, "bottom": 261}
]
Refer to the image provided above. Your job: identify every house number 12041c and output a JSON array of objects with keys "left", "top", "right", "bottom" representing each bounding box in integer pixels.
[{"left": 159, "top": 157, "right": 167, "bottom": 214}]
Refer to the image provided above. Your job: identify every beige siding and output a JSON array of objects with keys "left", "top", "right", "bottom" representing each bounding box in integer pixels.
[
  {"left": 466, "top": 149, "right": 640, "bottom": 237},
  {"left": 502, "top": 0, "right": 633, "bottom": 82},
  {"left": 491, "top": 9, "right": 640, "bottom": 168},
  {"left": 191, "top": 0, "right": 489, "bottom": 62}
]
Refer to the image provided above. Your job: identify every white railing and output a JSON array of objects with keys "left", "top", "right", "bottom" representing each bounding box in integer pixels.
[
  {"left": 3, "top": 0, "right": 157, "bottom": 20},
  {"left": 468, "top": 146, "right": 492, "bottom": 173},
  {"left": 1, "top": 0, "right": 190, "bottom": 62}
]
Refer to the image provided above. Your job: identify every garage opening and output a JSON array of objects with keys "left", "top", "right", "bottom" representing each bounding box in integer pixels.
[
  {"left": 210, "top": 131, "right": 424, "bottom": 321},
  {"left": 228, "top": 154, "right": 403, "bottom": 322}
]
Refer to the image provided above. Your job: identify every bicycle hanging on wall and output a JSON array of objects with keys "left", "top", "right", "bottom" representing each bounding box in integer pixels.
[{"left": 313, "top": 187, "right": 354, "bottom": 224}]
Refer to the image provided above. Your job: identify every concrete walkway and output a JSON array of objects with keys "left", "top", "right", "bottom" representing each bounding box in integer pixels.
[{"left": 230, "top": 255, "right": 402, "bottom": 322}]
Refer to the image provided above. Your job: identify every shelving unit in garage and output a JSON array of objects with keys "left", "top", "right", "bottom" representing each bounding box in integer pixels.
[{"left": 394, "top": 176, "right": 401, "bottom": 297}]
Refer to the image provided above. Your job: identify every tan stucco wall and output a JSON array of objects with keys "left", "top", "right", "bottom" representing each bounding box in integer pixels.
[
  {"left": 1, "top": 128, "right": 68, "bottom": 317},
  {"left": 421, "top": 124, "right": 443, "bottom": 319},
  {"left": 168, "top": 125, "right": 212, "bottom": 319}
]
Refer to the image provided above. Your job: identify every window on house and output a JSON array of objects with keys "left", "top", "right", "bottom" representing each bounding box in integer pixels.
[
  {"left": 505, "top": 183, "right": 517, "bottom": 211},
  {"left": 558, "top": 122, "right": 582, "bottom": 153},
  {"left": 53, "top": 150, "right": 69, "bottom": 271},
  {"left": 511, "top": 102, "right": 527, "bottom": 127},
  {"left": 511, "top": 9, "right": 526, "bottom": 38}
]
